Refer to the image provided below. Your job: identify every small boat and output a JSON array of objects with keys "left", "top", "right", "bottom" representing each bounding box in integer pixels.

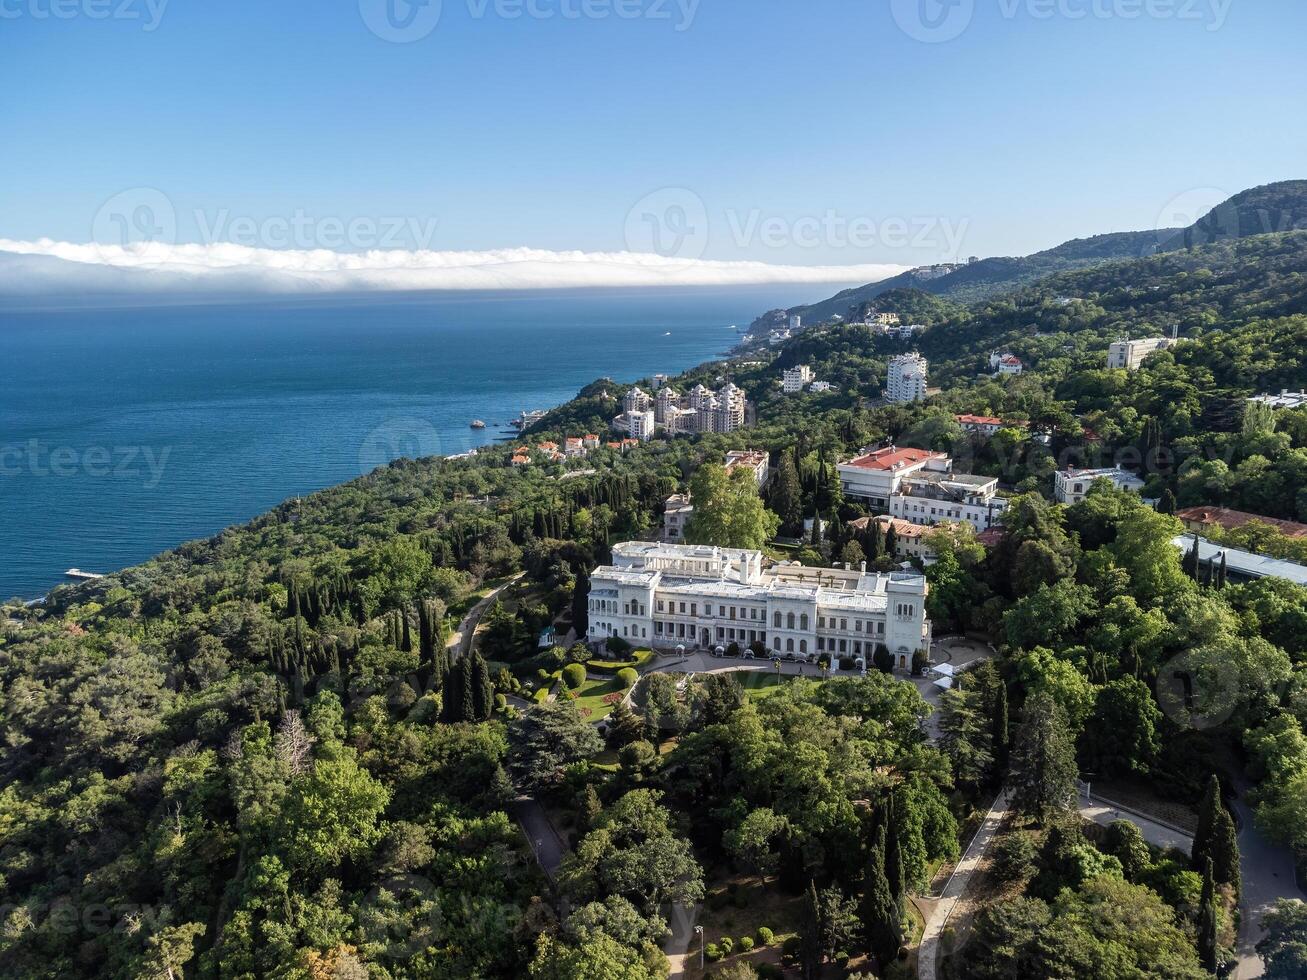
[
  {"left": 663, "top": 331, "right": 672, "bottom": 336},
  {"left": 470, "top": 420, "right": 486, "bottom": 429}
]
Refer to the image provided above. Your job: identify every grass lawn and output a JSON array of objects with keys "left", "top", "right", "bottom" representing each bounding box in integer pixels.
[
  {"left": 687, "top": 873, "right": 802, "bottom": 979},
  {"left": 563, "top": 676, "right": 631, "bottom": 721}
]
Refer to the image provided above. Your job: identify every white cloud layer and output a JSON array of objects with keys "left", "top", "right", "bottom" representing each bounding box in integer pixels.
[{"left": 0, "top": 239, "right": 907, "bottom": 295}]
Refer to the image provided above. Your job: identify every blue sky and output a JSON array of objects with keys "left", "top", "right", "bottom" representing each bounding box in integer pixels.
[{"left": 2, "top": 0, "right": 1305, "bottom": 268}]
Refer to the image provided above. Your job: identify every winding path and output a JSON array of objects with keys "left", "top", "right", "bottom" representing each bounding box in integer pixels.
[
  {"left": 1231, "top": 784, "right": 1303, "bottom": 979},
  {"left": 446, "top": 572, "right": 524, "bottom": 658}
]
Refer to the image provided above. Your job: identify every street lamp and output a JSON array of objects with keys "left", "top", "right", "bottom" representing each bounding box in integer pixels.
[{"left": 695, "top": 925, "right": 704, "bottom": 969}]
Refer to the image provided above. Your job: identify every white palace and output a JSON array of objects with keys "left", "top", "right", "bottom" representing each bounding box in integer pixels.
[{"left": 587, "top": 541, "right": 931, "bottom": 669}]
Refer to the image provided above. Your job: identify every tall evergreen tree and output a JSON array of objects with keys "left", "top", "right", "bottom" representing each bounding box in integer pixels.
[
  {"left": 471, "top": 651, "right": 494, "bottom": 721},
  {"left": 992, "top": 681, "right": 1010, "bottom": 772},
  {"left": 443, "top": 657, "right": 465, "bottom": 722},
  {"left": 771, "top": 449, "right": 805, "bottom": 537},
  {"left": 1193, "top": 775, "right": 1241, "bottom": 899},
  {"left": 1010, "top": 691, "right": 1079, "bottom": 824},
  {"left": 884, "top": 794, "right": 906, "bottom": 908},
  {"left": 884, "top": 522, "right": 899, "bottom": 561},
  {"left": 401, "top": 604, "right": 412, "bottom": 653},
  {"left": 1158, "top": 488, "right": 1178, "bottom": 515},
  {"left": 1198, "top": 858, "right": 1220, "bottom": 972},
  {"left": 861, "top": 823, "right": 902, "bottom": 968},
  {"left": 801, "top": 880, "right": 822, "bottom": 980},
  {"left": 571, "top": 565, "right": 590, "bottom": 636}
]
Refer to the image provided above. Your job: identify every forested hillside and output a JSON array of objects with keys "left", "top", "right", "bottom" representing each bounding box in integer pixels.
[{"left": 5, "top": 203, "right": 1307, "bottom": 978}]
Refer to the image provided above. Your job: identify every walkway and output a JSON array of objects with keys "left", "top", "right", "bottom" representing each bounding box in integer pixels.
[
  {"left": 446, "top": 572, "right": 524, "bottom": 658},
  {"left": 1078, "top": 787, "right": 1194, "bottom": 852},
  {"left": 1231, "top": 784, "right": 1304, "bottom": 979},
  {"left": 918, "top": 786, "right": 1013, "bottom": 980},
  {"left": 513, "top": 796, "right": 568, "bottom": 880}
]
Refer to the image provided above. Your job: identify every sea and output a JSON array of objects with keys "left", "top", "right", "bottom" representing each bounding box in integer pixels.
[{"left": 0, "top": 285, "right": 842, "bottom": 599}]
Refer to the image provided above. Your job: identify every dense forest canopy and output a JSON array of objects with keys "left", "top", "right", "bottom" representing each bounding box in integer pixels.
[{"left": 5, "top": 192, "right": 1307, "bottom": 978}]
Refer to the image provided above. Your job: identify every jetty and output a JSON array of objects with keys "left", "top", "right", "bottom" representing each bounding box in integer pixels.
[{"left": 65, "top": 569, "right": 105, "bottom": 581}]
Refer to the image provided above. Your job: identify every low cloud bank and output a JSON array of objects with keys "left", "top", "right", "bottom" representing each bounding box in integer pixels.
[{"left": 0, "top": 239, "right": 908, "bottom": 295}]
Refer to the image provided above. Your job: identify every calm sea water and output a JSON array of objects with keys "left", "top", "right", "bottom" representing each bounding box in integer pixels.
[{"left": 0, "top": 285, "right": 835, "bottom": 599}]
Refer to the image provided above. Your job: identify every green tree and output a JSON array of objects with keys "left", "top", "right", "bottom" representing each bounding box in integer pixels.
[
  {"left": 937, "top": 687, "right": 994, "bottom": 792},
  {"left": 770, "top": 449, "right": 805, "bottom": 537},
  {"left": 1197, "top": 858, "right": 1220, "bottom": 973},
  {"left": 279, "top": 745, "right": 390, "bottom": 873},
  {"left": 1257, "top": 899, "right": 1307, "bottom": 980},
  {"left": 861, "top": 824, "right": 902, "bottom": 968},
  {"left": 684, "top": 464, "right": 780, "bottom": 550},
  {"left": 508, "top": 700, "right": 604, "bottom": 794},
  {"left": 1010, "top": 692, "right": 1079, "bottom": 824},
  {"left": 1078, "top": 676, "right": 1161, "bottom": 778},
  {"left": 1192, "top": 775, "right": 1241, "bottom": 898}
]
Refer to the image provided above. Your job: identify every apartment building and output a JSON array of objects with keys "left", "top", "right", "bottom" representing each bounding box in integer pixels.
[
  {"left": 1053, "top": 467, "right": 1146, "bottom": 504},
  {"left": 782, "top": 365, "right": 815, "bottom": 394},
  {"left": 886, "top": 353, "right": 928, "bottom": 403},
  {"left": 837, "top": 445, "right": 1008, "bottom": 532},
  {"left": 1107, "top": 335, "right": 1181, "bottom": 371}
]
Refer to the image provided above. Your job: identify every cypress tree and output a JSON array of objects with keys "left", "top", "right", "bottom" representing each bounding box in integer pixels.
[
  {"left": 572, "top": 566, "right": 590, "bottom": 636},
  {"left": 418, "top": 601, "right": 433, "bottom": 663},
  {"left": 461, "top": 657, "right": 477, "bottom": 722},
  {"left": 444, "top": 659, "right": 465, "bottom": 722},
  {"left": 1158, "top": 488, "right": 1177, "bottom": 515},
  {"left": 801, "top": 880, "right": 822, "bottom": 980},
  {"left": 401, "top": 605, "right": 413, "bottom": 653},
  {"left": 861, "top": 823, "right": 902, "bottom": 968},
  {"left": 1216, "top": 552, "right": 1229, "bottom": 589},
  {"left": 992, "top": 681, "right": 1010, "bottom": 771},
  {"left": 810, "top": 510, "right": 823, "bottom": 548},
  {"left": 1198, "top": 858, "right": 1219, "bottom": 972},
  {"left": 1193, "top": 775, "right": 1221, "bottom": 868},
  {"left": 884, "top": 794, "right": 906, "bottom": 908},
  {"left": 1182, "top": 535, "right": 1200, "bottom": 579},
  {"left": 1210, "top": 795, "right": 1241, "bottom": 899},
  {"left": 471, "top": 651, "right": 494, "bottom": 721},
  {"left": 884, "top": 522, "right": 899, "bottom": 560}
]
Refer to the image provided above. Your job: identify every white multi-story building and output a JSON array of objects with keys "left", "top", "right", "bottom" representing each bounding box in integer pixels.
[
  {"left": 654, "top": 386, "right": 680, "bottom": 423},
  {"left": 886, "top": 353, "right": 928, "bottom": 403},
  {"left": 725, "top": 449, "right": 769, "bottom": 489},
  {"left": 809, "top": 381, "right": 836, "bottom": 394},
  {"left": 628, "top": 410, "right": 656, "bottom": 442},
  {"left": 789, "top": 314, "right": 802, "bottom": 331},
  {"left": 661, "top": 493, "right": 694, "bottom": 542},
  {"left": 994, "top": 354, "right": 1024, "bottom": 376},
  {"left": 1249, "top": 389, "right": 1307, "bottom": 410},
  {"left": 1107, "top": 336, "right": 1181, "bottom": 371},
  {"left": 782, "top": 365, "right": 816, "bottom": 394},
  {"left": 838, "top": 446, "right": 1008, "bottom": 532},
  {"left": 1053, "top": 467, "right": 1146, "bottom": 504},
  {"left": 623, "top": 386, "right": 652, "bottom": 414},
  {"left": 587, "top": 541, "right": 931, "bottom": 668}
]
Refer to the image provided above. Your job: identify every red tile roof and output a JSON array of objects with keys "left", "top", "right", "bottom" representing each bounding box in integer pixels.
[
  {"left": 1176, "top": 506, "right": 1307, "bottom": 539},
  {"left": 842, "top": 446, "right": 944, "bottom": 471},
  {"left": 956, "top": 414, "right": 1004, "bottom": 426}
]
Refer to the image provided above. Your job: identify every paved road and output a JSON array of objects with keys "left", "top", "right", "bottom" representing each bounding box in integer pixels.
[
  {"left": 1079, "top": 788, "right": 1194, "bottom": 852},
  {"left": 1231, "top": 785, "right": 1303, "bottom": 979},
  {"left": 447, "top": 573, "right": 524, "bottom": 658},
  {"left": 513, "top": 796, "right": 568, "bottom": 880},
  {"left": 918, "top": 786, "right": 1013, "bottom": 980}
]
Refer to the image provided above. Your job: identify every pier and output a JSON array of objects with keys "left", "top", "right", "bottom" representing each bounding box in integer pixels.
[{"left": 65, "top": 569, "right": 105, "bottom": 581}]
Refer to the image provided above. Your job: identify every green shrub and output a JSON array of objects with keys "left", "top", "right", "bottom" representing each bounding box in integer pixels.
[
  {"left": 705, "top": 943, "right": 722, "bottom": 962},
  {"left": 726, "top": 641, "right": 740, "bottom": 657},
  {"left": 606, "top": 636, "right": 633, "bottom": 656},
  {"left": 533, "top": 685, "right": 551, "bottom": 704},
  {"left": 756, "top": 927, "right": 774, "bottom": 946},
  {"left": 561, "top": 663, "right": 586, "bottom": 689},
  {"left": 494, "top": 693, "right": 507, "bottom": 711},
  {"left": 616, "top": 667, "right": 638, "bottom": 688},
  {"left": 719, "top": 937, "right": 733, "bottom": 955},
  {"left": 781, "top": 935, "right": 802, "bottom": 962},
  {"left": 738, "top": 936, "right": 754, "bottom": 952}
]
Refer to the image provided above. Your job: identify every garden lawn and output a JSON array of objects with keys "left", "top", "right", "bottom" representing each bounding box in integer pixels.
[{"left": 565, "top": 676, "right": 630, "bottom": 722}]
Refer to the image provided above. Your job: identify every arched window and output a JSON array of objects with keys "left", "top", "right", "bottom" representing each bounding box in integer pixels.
[
  {"left": 799, "top": 640, "right": 808, "bottom": 654},
  {"left": 773, "top": 611, "right": 782, "bottom": 628},
  {"left": 786, "top": 638, "right": 794, "bottom": 653},
  {"left": 786, "top": 612, "right": 796, "bottom": 630},
  {"left": 800, "top": 613, "right": 809, "bottom": 631},
  {"left": 773, "top": 635, "right": 781, "bottom": 651}
]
